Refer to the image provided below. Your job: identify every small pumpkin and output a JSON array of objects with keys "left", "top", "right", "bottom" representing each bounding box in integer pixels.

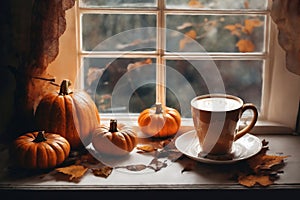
[
  {"left": 138, "top": 103, "right": 181, "bottom": 138},
  {"left": 92, "top": 119, "right": 137, "bottom": 156},
  {"left": 13, "top": 131, "right": 70, "bottom": 169},
  {"left": 34, "top": 79, "right": 100, "bottom": 150}
]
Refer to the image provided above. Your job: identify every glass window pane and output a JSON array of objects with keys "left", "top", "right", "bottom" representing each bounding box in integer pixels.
[
  {"left": 83, "top": 57, "right": 157, "bottom": 113},
  {"left": 166, "top": 0, "right": 267, "bottom": 10},
  {"left": 166, "top": 60, "right": 262, "bottom": 117},
  {"left": 82, "top": 14, "right": 156, "bottom": 51},
  {"left": 166, "top": 15, "right": 265, "bottom": 53},
  {"left": 80, "top": 0, "right": 157, "bottom": 8}
]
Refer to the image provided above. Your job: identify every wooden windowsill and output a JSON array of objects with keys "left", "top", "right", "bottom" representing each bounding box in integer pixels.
[{"left": 1, "top": 131, "right": 300, "bottom": 193}]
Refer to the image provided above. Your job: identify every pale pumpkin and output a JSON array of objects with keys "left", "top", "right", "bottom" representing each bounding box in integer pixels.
[
  {"left": 34, "top": 79, "right": 100, "bottom": 150},
  {"left": 92, "top": 119, "right": 137, "bottom": 156},
  {"left": 138, "top": 103, "right": 181, "bottom": 138},
  {"left": 13, "top": 131, "right": 70, "bottom": 169}
]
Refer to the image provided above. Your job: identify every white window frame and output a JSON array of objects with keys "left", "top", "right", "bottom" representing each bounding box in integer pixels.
[{"left": 48, "top": 0, "right": 300, "bottom": 135}]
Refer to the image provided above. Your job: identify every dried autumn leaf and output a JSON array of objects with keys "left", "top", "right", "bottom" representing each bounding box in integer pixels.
[
  {"left": 236, "top": 39, "right": 255, "bottom": 52},
  {"left": 244, "top": 0, "right": 249, "bottom": 9},
  {"left": 92, "top": 166, "right": 113, "bottom": 178},
  {"left": 148, "top": 158, "right": 168, "bottom": 172},
  {"left": 179, "top": 29, "right": 197, "bottom": 50},
  {"left": 257, "top": 154, "right": 289, "bottom": 170},
  {"left": 224, "top": 24, "right": 242, "bottom": 37},
  {"left": 188, "top": 0, "right": 204, "bottom": 8},
  {"left": 238, "top": 174, "right": 273, "bottom": 187},
  {"left": 136, "top": 144, "right": 157, "bottom": 153},
  {"left": 56, "top": 165, "right": 88, "bottom": 181},
  {"left": 247, "top": 149, "right": 289, "bottom": 173},
  {"left": 243, "top": 19, "right": 263, "bottom": 34},
  {"left": 127, "top": 58, "right": 152, "bottom": 71}
]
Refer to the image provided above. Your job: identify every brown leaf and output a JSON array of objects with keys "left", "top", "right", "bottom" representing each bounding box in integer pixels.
[
  {"left": 91, "top": 166, "right": 113, "bottom": 178},
  {"left": 258, "top": 154, "right": 289, "bottom": 170},
  {"left": 55, "top": 165, "right": 88, "bottom": 182},
  {"left": 238, "top": 174, "right": 273, "bottom": 187},
  {"left": 236, "top": 39, "right": 255, "bottom": 52}
]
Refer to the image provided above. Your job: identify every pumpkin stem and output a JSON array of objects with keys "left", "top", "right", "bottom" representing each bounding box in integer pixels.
[
  {"left": 59, "top": 79, "right": 72, "bottom": 95},
  {"left": 155, "top": 103, "right": 163, "bottom": 114},
  {"left": 34, "top": 131, "right": 47, "bottom": 143},
  {"left": 109, "top": 119, "right": 118, "bottom": 132}
]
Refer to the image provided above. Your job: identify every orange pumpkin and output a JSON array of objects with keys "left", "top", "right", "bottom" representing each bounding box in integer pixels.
[
  {"left": 138, "top": 103, "right": 181, "bottom": 138},
  {"left": 34, "top": 79, "right": 100, "bottom": 150},
  {"left": 13, "top": 131, "right": 70, "bottom": 169},
  {"left": 92, "top": 119, "right": 137, "bottom": 156}
]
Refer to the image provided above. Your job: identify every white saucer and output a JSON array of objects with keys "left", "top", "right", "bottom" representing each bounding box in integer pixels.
[{"left": 175, "top": 130, "right": 262, "bottom": 164}]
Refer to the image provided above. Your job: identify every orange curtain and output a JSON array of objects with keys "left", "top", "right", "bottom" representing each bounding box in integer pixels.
[{"left": 271, "top": 0, "right": 300, "bottom": 76}]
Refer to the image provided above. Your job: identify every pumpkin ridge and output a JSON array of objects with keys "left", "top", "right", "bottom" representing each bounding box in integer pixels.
[
  {"left": 71, "top": 94, "right": 90, "bottom": 145},
  {"left": 44, "top": 142, "right": 57, "bottom": 168},
  {"left": 165, "top": 117, "right": 177, "bottom": 137},
  {"left": 37, "top": 143, "right": 48, "bottom": 169},
  {"left": 122, "top": 130, "right": 135, "bottom": 151},
  {"left": 47, "top": 139, "right": 65, "bottom": 165},
  {"left": 27, "top": 141, "right": 38, "bottom": 169},
  {"left": 64, "top": 95, "right": 81, "bottom": 149},
  {"left": 110, "top": 132, "right": 124, "bottom": 151},
  {"left": 35, "top": 94, "right": 57, "bottom": 131},
  {"left": 51, "top": 96, "right": 66, "bottom": 135},
  {"left": 166, "top": 111, "right": 181, "bottom": 126},
  {"left": 18, "top": 140, "right": 32, "bottom": 168}
]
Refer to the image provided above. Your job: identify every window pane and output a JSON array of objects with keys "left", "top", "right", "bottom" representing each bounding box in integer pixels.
[
  {"left": 165, "top": 60, "right": 262, "bottom": 117},
  {"left": 83, "top": 57, "right": 157, "bottom": 113},
  {"left": 166, "top": 0, "right": 267, "bottom": 10},
  {"left": 166, "top": 15, "right": 265, "bottom": 52},
  {"left": 82, "top": 14, "right": 156, "bottom": 51},
  {"left": 80, "top": 0, "right": 157, "bottom": 8}
]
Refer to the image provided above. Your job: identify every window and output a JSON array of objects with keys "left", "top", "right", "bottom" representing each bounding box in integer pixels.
[
  {"left": 76, "top": 0, "right": 268, "bottom": 119},
  {"left": 49, "top": 0, "right": 300, "bottom": 132}
]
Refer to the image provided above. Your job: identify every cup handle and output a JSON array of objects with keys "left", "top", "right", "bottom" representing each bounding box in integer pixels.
[{"left": 234, "top": 103, "right": 258, "bottom": 141}]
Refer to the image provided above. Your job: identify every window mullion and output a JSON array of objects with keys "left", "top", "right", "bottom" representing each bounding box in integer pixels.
[{"left": 156, "top": 0, "right": 166, "bottom": 106}]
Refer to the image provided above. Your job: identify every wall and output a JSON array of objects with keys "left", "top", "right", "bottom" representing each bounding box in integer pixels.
[{"left": 0, "top": 0, "right": 33, "bottom": 140}]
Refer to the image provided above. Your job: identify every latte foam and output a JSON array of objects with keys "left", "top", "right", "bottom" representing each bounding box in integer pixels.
[{"left": 192, "top": 97, "right": 241, "bottom": 112}]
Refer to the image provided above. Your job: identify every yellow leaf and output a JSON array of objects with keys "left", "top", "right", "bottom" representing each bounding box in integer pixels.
[
  {"left": 56, "top": 165, "right": 88, "bottom": 181},
  {"left": 136, "top": 144, "right": 157, "bottom": 152},
  {"left": 236, "top": 39, "right": 255, "bottom": 52}
]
